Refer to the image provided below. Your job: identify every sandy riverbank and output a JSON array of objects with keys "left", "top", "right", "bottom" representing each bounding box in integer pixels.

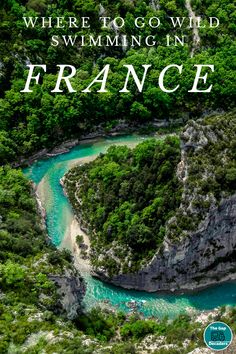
[
  {"left": 67, "top": 155, "right": 97, "bottom": 169},
  {"left": 37, "top": 174, "right": 92, "bottom": 272},
  {"left": 36, "top": 155, "right": 97, "bottom": 272},
  {"left": 60, "top": 140, "right": 144, "bottom": 270},
  {"left": 35, "top": 138, "right": 150, "bottom": 273},
  {"left": 60, "top": 154, "right": 97, "bottom": 272},
  {"left": 60, "top": 217, "right": 91, "bottom": 272}
]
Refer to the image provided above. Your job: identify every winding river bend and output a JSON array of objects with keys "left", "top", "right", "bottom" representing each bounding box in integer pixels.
[{"left": 24, "top": 135, "right": 236, "bottom": 318}]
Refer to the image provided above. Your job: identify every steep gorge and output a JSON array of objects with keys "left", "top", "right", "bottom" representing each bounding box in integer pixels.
[{"left": 65, "top": 111, "right": 236, "bottom": 292}]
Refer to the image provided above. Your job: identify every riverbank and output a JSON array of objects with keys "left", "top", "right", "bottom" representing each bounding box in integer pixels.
[
  {"left": 12, "top": 118, "right": 176, "bottom": 169},
  {"left": 36, "top": 133, "right": 236, "bottom": 296},
  {"left": 34, "top": 137, "right": 147, "bottom": 276},
  {"left": 60, "top": 216, "right": 91, "bottom": 273},
  {"left": 35, "top": 157, "right": 94, "bottom": 273},
  {"left": 23, "top": 133, "right": 236, "bottom": 318},
  {"left": 59, "top": 126, "right": 236, "bottom": 296},
  {"left": 58, "top": 139, "right": 149, "bottom": 273}
]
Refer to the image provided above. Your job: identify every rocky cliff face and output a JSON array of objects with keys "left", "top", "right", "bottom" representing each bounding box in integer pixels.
[
  {"left": 49, "top": 268, "right": 86, "bottom": 319},
  {"left": 95, "top": 193, "right": 236, "bottom": 291},
  {"left": 93, "top": 112, "right": 236, "bottom": 291}
]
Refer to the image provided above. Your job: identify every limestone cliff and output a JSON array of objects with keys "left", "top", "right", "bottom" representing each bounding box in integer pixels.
[
  {"left": 66, "top": 111, "right": 236, "bottom": 292},
  {"left": 94, "top": 112, "right": 236, "bottom": 291},
  {"left": 95, "top": 193, "right": 236, "bottom": 291},
  {"left": 49, "top": 268, "right": 86, "bottom": 319}
]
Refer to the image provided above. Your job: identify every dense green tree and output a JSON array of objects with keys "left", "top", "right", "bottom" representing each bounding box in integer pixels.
[
  {"left": 64, "top": 138, "right": 182, "bottom": 273},
  {"left": 0, "top": 0, "right": 235, "bottom": 162}
]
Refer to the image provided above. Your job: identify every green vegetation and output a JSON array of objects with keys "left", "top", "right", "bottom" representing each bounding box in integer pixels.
[
  {"left": 167, "top": 110, "right": 236, "bottom": 240},
  {"left": 1, "top": 112, "right": 235, "bottom": 352},
  {"left": 65, "top": 137, "right": 182, "bottom": 274},
  {"left": 0, "top": 0, "right": 236, "bottom": 352},
  {"left": 65, "top": 111, "right": 236, "bottom": 277},
  {"left": 0, "top": 143, "right": 211, "bottom": 354},
  {"left": 0, "top": 0, "right": 235, "bottom": 162},
  {"left": 0, "top": 166, "right": 84, "bottom": 352},
  {"left": 76, "top": 235, "right": 84, "bottom": 245},
  {"left": 1, "top": 304, "right": 235, "bottom": 353}
]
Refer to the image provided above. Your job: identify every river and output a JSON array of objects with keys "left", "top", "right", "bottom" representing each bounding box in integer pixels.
[{"left": 24, "top": 135, "right": 236, "bottom": 318}]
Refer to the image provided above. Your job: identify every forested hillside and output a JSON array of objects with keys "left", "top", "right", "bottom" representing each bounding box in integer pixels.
[
  {"left": 0, "top": 167, "right": 86, "bottom": 352},
  {"left": 0, "top": 1, "right": 236, "bottom": 353},
  {"left": 0, "top": 0, "right": 236, "bottom": 162},
  {"left": 0, "top": 166, "right": 236, "bottom": 354},
  {"left": 64, "top": 111, "right": 236, "bottom": 283},
  {"left": 64, "top": 137, "right": 182, "bottom": 274}
]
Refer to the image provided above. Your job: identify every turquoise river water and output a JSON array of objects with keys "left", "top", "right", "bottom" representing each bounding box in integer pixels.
[{"left": 24, "top": 135, "right": 236, "bottom": 318}]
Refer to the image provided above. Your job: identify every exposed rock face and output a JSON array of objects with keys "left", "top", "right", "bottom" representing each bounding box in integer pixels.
[
  {"left": 49, "top": 269, "right": 86, "bottom": 319},
  {"left": 150, "top": 0, "right": 160, "bottom": 11},
  {"left": 185, "top": 0, "right": 201, "bottom": 57},
  {"left": 93, "top": 113, "right": 236, "bottom": 291},
  {"left": 95, "top": 193, "right": 236, "bottom": 291},
  {"left": 64, "top": 112, "right": 236, "bottom": 292}
]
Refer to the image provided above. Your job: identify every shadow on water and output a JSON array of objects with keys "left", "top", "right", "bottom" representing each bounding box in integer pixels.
[{"left": 82, "top": 273, "right": 236, "bottom": 318}]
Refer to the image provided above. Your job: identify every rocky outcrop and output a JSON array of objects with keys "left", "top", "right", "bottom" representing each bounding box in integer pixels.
[
  {"left": 150, "top": 0, "right": 160, "bottom": 11},
  {"left": 63, "top": 112, "right": 236, "bottom": 292},
  {"left": 93, "top": 113, "right": 236, "bottom": 292},
  {"left": 185, "top": 0, "right": 201, "bottom": 57},
  {"left": 95, "top": 193, "right": 236, "bottom": 291},
  {"left": 12, "top": 139, "right": 79, "bottom": 168},
  {"left": 49, "top": 269, "right": 86, "bottom": 319}
]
